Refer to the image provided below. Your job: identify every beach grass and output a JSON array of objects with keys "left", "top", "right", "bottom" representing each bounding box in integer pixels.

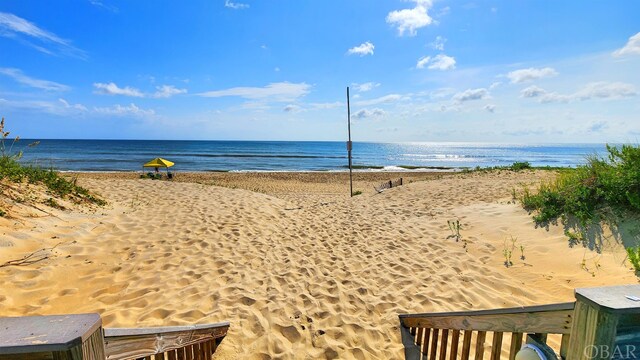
[
  {"left": 0, "top": 118, "right": 106, "bottom": 209},
  {"left": 520, "top": 144, "right": 640, "bottom": 227}
]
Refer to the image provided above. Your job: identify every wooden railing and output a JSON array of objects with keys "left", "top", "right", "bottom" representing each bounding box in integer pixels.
[
  {"left": 399, "top": 302, "right": 575, "bottom": 360},
  {"left": 104, "top": 322, "right": 230, "bottom": 360}
]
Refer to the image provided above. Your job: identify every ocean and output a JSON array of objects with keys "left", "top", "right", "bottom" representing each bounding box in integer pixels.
[{"left": 14, "top": 140, "right": 610, "bottom": 172}]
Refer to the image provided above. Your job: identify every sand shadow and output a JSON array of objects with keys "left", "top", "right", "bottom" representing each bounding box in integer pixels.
[{"left": 531, "top": 211, "right": 640, "bottom": 253}]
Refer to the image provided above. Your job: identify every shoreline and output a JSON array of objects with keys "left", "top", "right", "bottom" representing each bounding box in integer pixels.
[
  {"left": 55, "top": 164, "right": 573, "bottom": 174},
  {"left": 59, "top": 168, "right": 463, "bottom": 174}
]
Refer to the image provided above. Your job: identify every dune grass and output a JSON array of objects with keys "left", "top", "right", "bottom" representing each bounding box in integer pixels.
[
  {"left": 0, "top": 118, "right": 106, "bottom": 210},
  {"left": 521, "top": 144, "right": 639, "bottom": 227}
]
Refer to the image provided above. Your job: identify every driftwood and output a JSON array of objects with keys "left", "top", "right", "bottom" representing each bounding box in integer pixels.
[{"left": 0, "top": 241, "right": 65, "bottom": 268}]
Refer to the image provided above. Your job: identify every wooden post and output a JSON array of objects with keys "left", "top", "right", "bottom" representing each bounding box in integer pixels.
[
  {"left": 0, "top": 314, "right": 104, "bottom": 360},
  {"left": 567, "top": 285, "right": 640, "bottom": 360},
  {"left": 346, "top": 87, "right": 353, "bottom": 197}
]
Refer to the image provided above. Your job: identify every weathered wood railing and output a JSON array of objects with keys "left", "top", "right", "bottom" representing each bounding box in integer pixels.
[
  {"left": 0, "top": 314, "right": 229, "bottom": 360},
  {"left": 399, "top": 285, "right": 640, "bottom": 360},
  {"left": 399, "top": 302, "right": 574, "bottom": 360},
  {"left": 104, "top": 322, "right": 230, "bottom": 360}
]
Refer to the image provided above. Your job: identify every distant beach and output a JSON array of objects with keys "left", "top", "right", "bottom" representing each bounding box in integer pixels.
[{"left": 16, "top": 140, "right": 609, "bottom": 172}]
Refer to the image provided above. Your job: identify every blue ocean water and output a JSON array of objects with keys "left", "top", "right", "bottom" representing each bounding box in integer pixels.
[{"left": 14, "top": 140, "right": 610, "bottom": 172}]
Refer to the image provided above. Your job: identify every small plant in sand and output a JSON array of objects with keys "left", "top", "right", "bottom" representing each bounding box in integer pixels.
[
  {"left": 510, "top": 188, "right": 518, "bottom": 203},
  {"left": 503, "top": 248, "right": 512, "bottom": 267},
  {"left": 352, "top": 190, "right": 363, "bottom": 196},
  {"left": 580, "top": 252, "right": 602, "bottom": 277},
  {"left": 503, "top": 236, "right": 525, "bottom": 267},
  {"left": 447, "top": 219, "right": 462, "bottom": 242},
  {"left": 627, "top": 246, "right": 640, "bottom": 272},
  {"left": 502, "top": 236, "right": 516, "bottom": 267},
  {"left": 129, "top": 194, "right": 148, "bottom": 210}
]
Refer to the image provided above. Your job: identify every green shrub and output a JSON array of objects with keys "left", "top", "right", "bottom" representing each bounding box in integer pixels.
[
  {"left": 627, "top": 246, "right": 640, "bottom": 272},
  {"left": 352, "top": 190, "right": 363, "bottom": 196},
  {"left": 521, "top": 144, "right": 640, "bottom": 227},
  {"left": 510, "top": 161, "right": 531, "bottom": 171}
]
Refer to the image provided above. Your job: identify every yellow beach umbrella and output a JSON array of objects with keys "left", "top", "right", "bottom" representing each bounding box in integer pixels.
[{"left": 143, "top": 157, "right": 175, "bottom": 168}]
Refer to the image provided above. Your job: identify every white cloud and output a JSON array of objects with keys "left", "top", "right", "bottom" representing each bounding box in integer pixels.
[
  {"left": 520, "top": 85, "right": 547, "bottom": 98},
  {"left": 0, "top": 97, "right": 85, "bottom": 115},
  {"left": 452, "top": 88, "right": 489, "bottom": 103},
  {"left": 484, "top": 104, "right": 496, "bottom": 113},
  {"left": 283, "top": 104, "right": 302, "bottom": 113},
  {"left": 93, "top": 103, "right": 155, "bottom": 117},
  {"left": 0, "top": 97, "right": 155, "bottom": 119},
  {"left": 348, "top": 42, "right": 374, "bottom": 56},
  {"left": 354, "top": 94, "right": 404, "bottom": 106},
  {"left": 489, "top": 82, "right": 502, "bottom": 90},
  {"left": 94, "top": 82, "right": 144, "bottom": 97},
  {"left": 386, "top": 0, "right": 434, "bottom": 36},
  {"left": 521, "top": 82, "right": 636, "bottom": 103},
  {"left": 198, "top": 82, "right": 310, "bottom": 102},
  {"left": 58, "top": 98, "right": 87, "bottom": 111},
  {"left": 0, "top": 68, "right": 70, "bottom": 91},
  {"left": 613, "top": 32, "right": 640, "bottom": 57},
  {"left": 416, "top": 56, "right": 431, "bottom": 69},
  {"left": 0, "top": 12, "right": 86, "bottom": 58},
  {"left": 88, "top": 0, "right": 118, "bottom": 12},
  {"left": 417, "top": 54, "right": 456, "bottom": 70},
  {"left": 507, "top": 67, "right": 558, "bottom": 83},
  {"left": 352, "top": 82, "right": 380, "bottom": 92},
  {"left": 575, "top": 82, "right": 637, "bottom": 100},
  {"left": 519, "top": 85, "right": 570, "bottom": 103},
  {"left": 352, "top": 108, "right": 385, "bottom": 119},
  {"left": 539, "top": 93, "right": 572, "bottom": 104},
  {"left": 152, "top": 85, "right": 187, "bottom": 98},
  {"left": 94, "top": 82, "right": 186, "bottom": 98},
  {"left": 224, "top": 0, "right": 249, "bottom": 9},
  {"left": 427, "top": 88, "right": 456, "bottom": 99},
  {"left": 430, "top": 36, "right": 446, "bottom": 51}
]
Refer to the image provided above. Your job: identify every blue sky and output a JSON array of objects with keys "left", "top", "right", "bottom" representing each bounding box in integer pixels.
[{"left": 0, "top": 0, "right": 639, "bottom": 142}]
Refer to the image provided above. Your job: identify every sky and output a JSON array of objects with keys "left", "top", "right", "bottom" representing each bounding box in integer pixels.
[{"left": 0, "top": 0, "right": 639, "bottom": 143}]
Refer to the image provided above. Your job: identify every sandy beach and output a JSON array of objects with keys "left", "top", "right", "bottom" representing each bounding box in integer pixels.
[{"left": 0, "top": 170, "right": 635, "bottom": 359}]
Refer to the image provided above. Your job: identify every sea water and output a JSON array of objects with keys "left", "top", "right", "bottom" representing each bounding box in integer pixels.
[{"left": 15, "top": 140, "right": 611, "bottom": 172}]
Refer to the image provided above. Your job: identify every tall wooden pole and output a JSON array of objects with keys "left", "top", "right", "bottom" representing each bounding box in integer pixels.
[{"left": 347, "top": 87, "right": 353, "bottom": 197}]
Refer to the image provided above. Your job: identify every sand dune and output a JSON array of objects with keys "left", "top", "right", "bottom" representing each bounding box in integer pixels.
[{"left": 0, "top": 170, "right": 635, "bottom": 359}]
